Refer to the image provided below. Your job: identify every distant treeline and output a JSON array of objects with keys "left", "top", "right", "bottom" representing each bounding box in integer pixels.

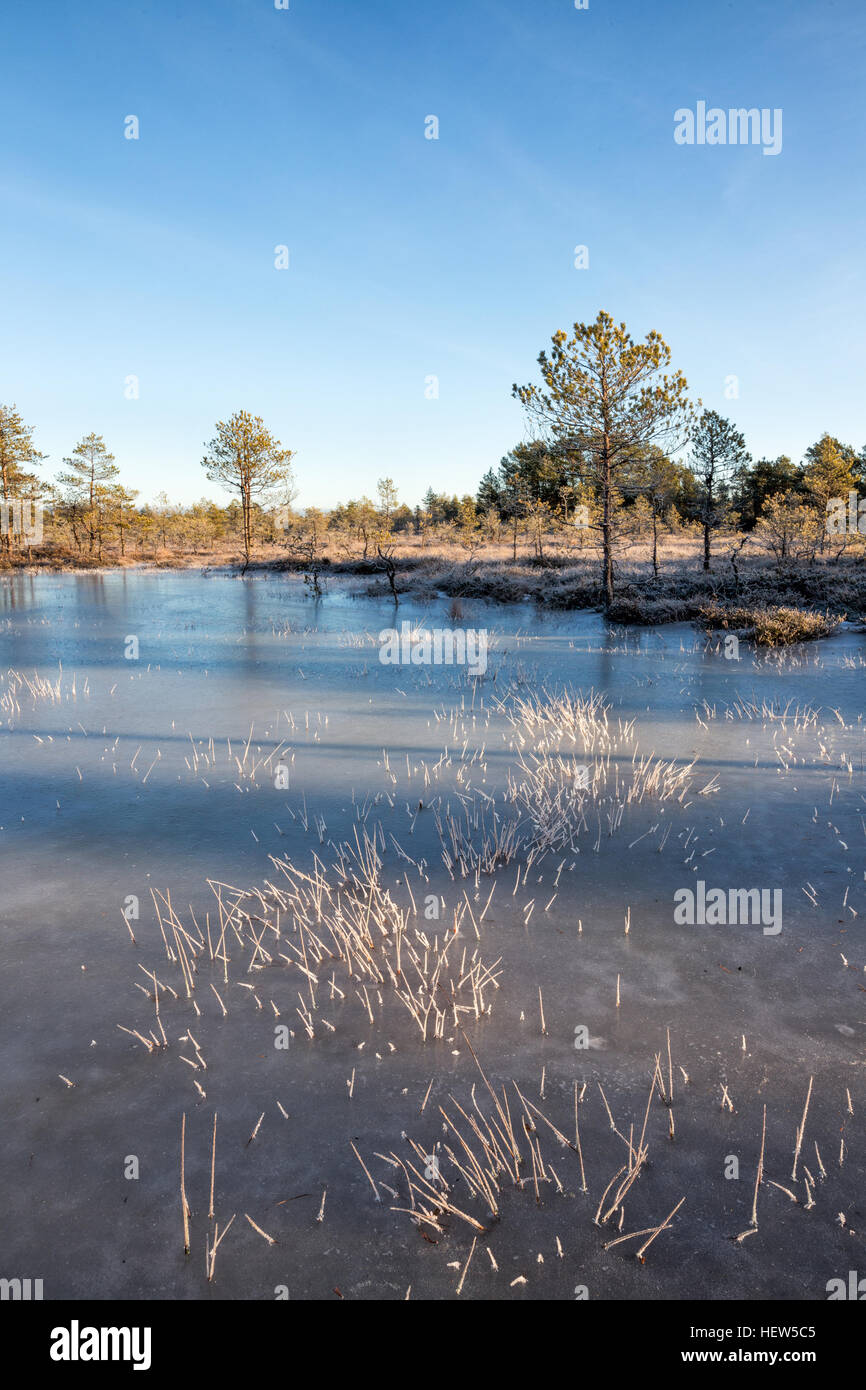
[{"left": 2, "top": 312, "right": 864, "bottom": 600}]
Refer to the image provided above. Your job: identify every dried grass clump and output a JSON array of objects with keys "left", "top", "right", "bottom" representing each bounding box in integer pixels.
[
  {"left": 500, "top": 688, "right": 699, "bottom": 854},
  {"left": 121, "top": 825, "right": 502, "bottom": 1053},
  {"left": 378, "top": 1041, "right": 687, "bottom": 1269},
  {"left": 0, "top": 665, "right": 87, "bottom": 714},
  {"left": 700, "top": 603, "right": 843, "bottom": 647},
  {"left": 502, "top": 687, "right": 624, "bottom": 754},
  {"left": 434, "top": 800, "right": 523, "bottom": 878},
  {"left": 508, "top": 745, "right": 695, "bottom": 854}
]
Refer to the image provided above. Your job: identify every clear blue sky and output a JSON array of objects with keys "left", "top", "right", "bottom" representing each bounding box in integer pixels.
[{"left": 1, "top": 0, "right": 864, "bottom": 509}]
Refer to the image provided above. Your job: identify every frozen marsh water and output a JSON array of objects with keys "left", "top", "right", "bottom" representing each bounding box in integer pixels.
[{"left": 2, "top": 570, "right": 865, "bottom": 1300}]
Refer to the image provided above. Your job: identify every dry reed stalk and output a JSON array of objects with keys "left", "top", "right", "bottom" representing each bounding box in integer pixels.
[
  {"left": 180, "top": 1113, "right": 190, "bottom": 1256},
  {"left": 597, "top": 1084, "right": 630, "bottom": 1151},
  {"left": 207, "top": 1213, "right": 235, "bottom": 1282},
  {"left": 479, "top": 882, "right": 496, "bottom": 921},
  {"left": 513, "top": 1084, "right": 573, "bottom": 1153},
  {"left": 636, "top": 1065, "right": 657, "bottom": 1156},
  {"left": 209, "top": 983, "right": 227, "bottom": 1016},
  {"left": 766, "top": 1180, "right": 798, "bottom": 1202},
  {"left": 456, "top": 1237, "right": 477, "bottom": 1295},
  {"left": 350, "top": 1142, "right": 380, "bottom": 1202},
  {"left": 116, "top": 1025, "right": 154, "bottom": 1053},
  {"left": 209, "top": 1113, "right": 217, "bottom": 1221},
  {"left": 603, "top": 1224, "right": 658, "bottom": 1251},
  {"left": 594, "top": 1167, "right": 627, "bottom": 1225},
  {"left": 527, "top": 1139, "right": 541, "bottom": 1203},
  {"left": 666, "top": 1028, "right": 674, "bottom": 1103},
  {"left": 602, "top": 1153, "right": 648, "bottom": 1224},
  {"left": 172, "top": 926, "right": 194, "bottom": 999},
  {"left": 244, "top": 1213, "right": 277, "bottom": 1245},
  {"left": 635, "top": 1196, "right": 685, "bottom": 1261},
  {"left": 750, "top": 1104, "right": 766, "bottom": 1228},
  {"left": 574, "top": 1082, "right": 587, "bottom": 1192},
  {"left": 459, "top": 1031, "right": 519, "bottom": 1162},
  {"left": 403, "top": 1151, "right": 486, "bottom": 1232},
  {"left": 438, "top": 1108, "right": 500, "bottom": 1213},
  {"left": 791, "top": 1076, "right": 813, "bottom": 1180}
]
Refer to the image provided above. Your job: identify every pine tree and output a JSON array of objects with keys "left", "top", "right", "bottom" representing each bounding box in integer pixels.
[
  {"left": 514, "top": 312, "right": 693, "bottom": 604},
  {"left": 802, "top": 434, "right": 859, "bottom": 550},
  {"left": 688, "top": 411, "right": 750, "bottom": 571},
  {"left": 202, "top": 411, "right": 294, "bottom": 566},
  {"left": 55, "top": 433, "right": 119, "bottom": 556}
]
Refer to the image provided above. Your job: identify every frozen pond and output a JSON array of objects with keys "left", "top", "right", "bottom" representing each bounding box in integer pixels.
[{"left": 2, "top": 570, "right": 865, "bottom": 1300}]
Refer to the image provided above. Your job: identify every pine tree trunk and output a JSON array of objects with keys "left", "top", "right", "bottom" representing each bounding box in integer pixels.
[
  {"left": 0, "top": 462, "right": 10, "bottom": 556},
  {"left": 602, "top": 434, "right": 613, "bottom": 606}
]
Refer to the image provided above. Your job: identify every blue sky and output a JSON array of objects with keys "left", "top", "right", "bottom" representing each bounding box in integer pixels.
[{"left": 1, "top": 0, "right": 864, "bottom": 508}]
